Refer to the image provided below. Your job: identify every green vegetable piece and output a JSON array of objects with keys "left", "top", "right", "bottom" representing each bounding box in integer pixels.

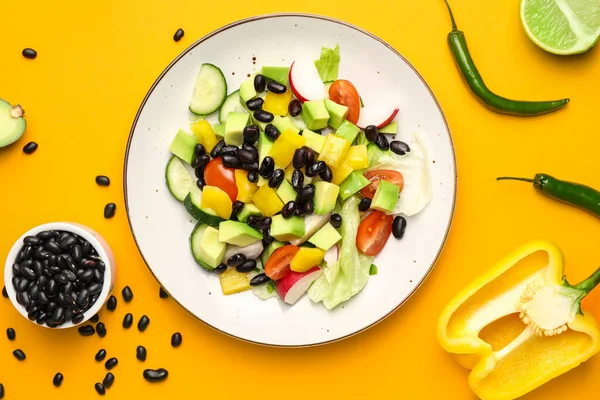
[
  {"left": 339, "top": 171, "right": 370, "bottom": 201},
  {"left": 336, "top": 120, "right": 360, "bottom": 143},
  {"left": 261, "top": 66, "right": 289, "bottom": 85},
  {"left": 314, "top": 44, "right": 340, "bottom": 82},
  {"left": 371, "top": 180, "right": 400, "bottom": 213},
  {"left": 369, "top": 264, "right": 378, "bottom": 275},
  {"left": 169, "top": 129, "right": 198, "bottom": 164}
]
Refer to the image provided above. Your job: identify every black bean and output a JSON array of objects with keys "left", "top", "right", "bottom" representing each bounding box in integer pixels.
[
  {"left": 103, "top": 372, "right": 115, "bottom": 389},
  {"left": 282, "top": 201, "right": 296, "bottom": 219},
  {"left": 88, "top": 283, "right": 103, "bottom": 296},
  {"left": 71, "top": 313, "right": 84, "bottom": 325},
  {"left": 173, "top": 28, "right": 184, "bottom": 42},
  {"left": 122, "top": 286, "right": 133, "bottom": 302},
  {"left": 194, "top": 143, "right": 206, "bottom": 157},
  {"left": 247, "top": 170, "right": 258, "bottom": 183},
  {"left": 268, "top": 169, "right": 285, "bottom": 188},
  {"left": 49, "top": 266, "right": 62, "bottom": 275},
  {"left": 95, "top": 175, "right": 111, "bottom": 187},
  {"left": 93, "top": 269, "right": 104, "bottom": 283},
  {"left": 191, "top": 154, "right": 210, "bottom": 169},
  {"left": 242, "top": 126, "right": 259, "bottom": 146},
  {"left": 171, "top": 332, "right": 183, "bottom": 347},
  {"left": 79, "top": 258, "right": 95, "bottom": 269},
  {"left": 159, "top": 287, "right": 169, "bottom": 299},
  {"left": 259, "top": 156, "right": 275, "bottom": 178},
  {"left": 375, "top": 134, "right": 389, "bottom": 150},
  {"left": 13, "top": 349, "right": 26, "bottom": 361},
  {"left": 123, "top": 313, "right": 133, "bottom": 328},
  {"left": 57, "top": 274, "right": 69, "bottom": 285},
  {"left": 96, "top": 322, "right": 107, "bottom": 338},
  {"left": 254, "top": 74, "right": 266, "bottom": 92},
  {"left": 297, "top": 184, "right": 315, "bottom": 202},
  {"left": 81, "top": 241, "right": 92, "bottom": 257},
  {"left": 305, "top": 147, "right": 315, "bottom": 166},
  {"left": 0, "top": 383, "right": 3, "bottom": 399},
  {"left": 77, "top": 269, "right": 94, "bottom": 282},
  {"left": 58, "top": 232, "right": 71, "bottom": 242},
  {"left": 11, "top": 277, "right": 20, "bottom": 292},
  {"left": 288, "top": 99, "right": 302, "bottom": 117},
  {"left": 6, "top": 328, "right": 16, "bottom": 341},
  {"left": 250, "top": 273, "right": 270, "bottom": 286},
  {"left": 51, "top": 307, "right": 65, "bottom": 325},
  {"left": 365, "top": 125, "right": 379, "bottom": 142},
  {"left": 46, "top": 302, "right": 58, "bottom": 316},
  {"left": 214, "top": 264, "right": 227, "bottom": 274},
  {"left": 23, "top": 141, "right": 38, "bottom": 154},
  {"left": 307, "top": 161, "right": 326, "bottom": 177},
  {"left": 219, "top": 145, "right": 238, "bottom": 157},
  {"left": 304, "top": 201, "right": 315, "bottom": 215},
  {"left": 96, "top": 259, "right": 106, "bottom": 272},
  {"left": 392, "top": 216, "right": 407, "bottom": 239},
  {"left": 143, "top": 368, "right": 169, "bottom": 383},
  {"left": 236, "top": 260, "right": 257, "bottom": 273},
  {"left": 24, "top": 236, "right": 41, "bottom": 245},
  {"left": 237, "top": 148, "right": 257, "bottom": 164},
  {"left": 292, "top": 148, "right": 307, "bottom": 169},
  {"left": 227, "top": 254, "right": 246, "bottom": 267},
  {"left": 95, "top": 383, "right": 106, "bottom": 395},
  {"left": 319, "top": 166, "right": 333, "bottom": 182},
  {"left": 264, "top": 123, "right": 280, "bottom": 140},
  {"left": 210, "top": 139, "right": 225, "bottom": 158},
  {"left": 138, "top": 315, "right": 150, "bottom": 332},
  {"left": 194, "top": 166, "right": 205, "bottom": 179},
  {"left": 53, "top": 373, "right": 64, "bottom": 387},
  {"left": 257, "top": 217, "right": 272, "bottom": 230},
  {"left": 232, "top": 201, "right": 244, "bottom": 218},
  {"left": 358, "top": 197, "right": 372, "bottom": 212},
  {"left": 1, "top": 286, "right": 7, "bottom": 298},
  {"left": 330, "top": 213, "right": 342, "bottom": 228},
  {"left": 37, "top": 230, "right": 55, "bottom": 240},
  {"left": 222, "top": 154, "right": 241, "bottom": 168},
  {"left": 95, "top": 349, "right": 107, "bottom": 362},
  {"left": 288, "top": 170, "right": 303, "bottom": 192},
  {"left": 267, "top": 81, "right": 286, "bottom": 94},
  {"left": 246, "top": 97, "right": 264, "bottom": 111},
  {"left": 21, "top": 267, "right": 36, "bottom": 280},
  {"left": 104, "top": 203, "right": 116, "bottom": 219},
  {"left": 103, "top": 296, "right": 115, "bottom": 313},
  {"left": 64, "top": 269, "right": 77, "bottom": 281},
  {"left": 105, "top": 357, "right": 118, "bottom": 370},
  {"left": 36, "top": 312, "right": 48, "bottom": 324},
  {"left": 390, "top": 140, "right": 411, "bottom": 155},
  {"left": 78, "top": 325, "right": 95, "bottom": 336},
  {"left": 91, "top": 314, "right": 100, "bottom": 324},
  {"left": 32, "top": 260, "right": 43, "bottom": 276},
  {"left": 263, "top": 229, "right": 274, "bottom": 245},
  {"left": 246, "top": 215, "right": 261, "bottom": 228},
  {"left": 17, "top": 291, "right": 31, "bottom": 307},
  {"left": 13, "top": 262, "right": 23, "bottom": 276},
  {"left": 56, "top": 255, "right": 67, "bottom": 270},
  {"left": 45, "top": 241, "right": 63, "bottom": 255},
  {"left": 22, "top": 48, "right": 37, "bottom": 59},
  {"left": 38, "top": 291, "right": 49, "bottom": 305}
]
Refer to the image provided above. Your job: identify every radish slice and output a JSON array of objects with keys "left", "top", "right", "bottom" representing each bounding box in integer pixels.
[
  {"left": 356, "top": 104, "right": 399, "bottom": 129},
  {"left": 289, "top": 60, "right": 325, "bottom": 103},
  {"left": 323, "top": 245, "right": 339, "bottom": 266},
  {"left": 276, "top": 267, "right": 323, "bottom": 305}
]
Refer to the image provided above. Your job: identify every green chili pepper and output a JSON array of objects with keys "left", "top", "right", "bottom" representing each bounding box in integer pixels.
[
  {"left": 497, "top": 174, "right": 600, "bottom": 217},
  {"left": 443, "top": 0, "right": 570, "bottom": 116}
]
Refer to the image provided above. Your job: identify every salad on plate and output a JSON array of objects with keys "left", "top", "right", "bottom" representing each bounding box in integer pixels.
[{"left": 164, "top": 45, "right": 432, "bottom": 309}]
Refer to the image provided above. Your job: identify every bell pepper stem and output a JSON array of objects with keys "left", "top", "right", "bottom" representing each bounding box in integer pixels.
[
  {"left": 570, "top": 266, "right": 600, "bottom": 297},
  {"left": 443, "top": 0, "right": 458, "bottom": 31},
  {"left": 496, "top": 177, "right": 535, "bottom": 183}
]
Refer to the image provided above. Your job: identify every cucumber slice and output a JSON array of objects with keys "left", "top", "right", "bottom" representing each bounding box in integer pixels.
[
  {"left": 165, "top": 156, "right": 197, "bottom": 202},
  {"left": 189, "top": 64, "right": 227, "bottom": 115},
  {"left": 183, "top": 191, "right": 224, "bottom": 227},
  {"left": 0, "top": 99, "right": 27, "bottom": 147},
  {"left": 219, "top": 90, "right": 247, "bottom": 124},
  {"left": 190, "top": 223, "right": 214, "bottom": 271}
]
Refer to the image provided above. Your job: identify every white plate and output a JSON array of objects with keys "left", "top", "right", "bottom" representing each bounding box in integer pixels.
[{"left": 124, "top": 13, "right": 456, "bottom": 347}]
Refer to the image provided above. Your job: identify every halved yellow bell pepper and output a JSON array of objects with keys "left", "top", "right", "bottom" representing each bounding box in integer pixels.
[
  {"left": 268, "top": 129, "right": 306, "bottom": 168},
  {"left": 262, "top": 90, "right": 293, "bottom": 117},
  {"left": 437, "top": 240, "right": 600, "bottom": 400},
  {"left": 290, "top": 247, "right": 326, "bottom": 273},
  {"left": 250, "top": 185, "right": 283, "bottom": 216},
  {"left": 318, "top": 134, "right": 350, "bottom": 167},
  {"left": 344, "top": 145, "right": 369, "bottom": 170},
  {"left": 200, "top": 186, "right": 232, "bottom": 219},
  {"left": 190, "top": 120, "right": 218, "bottom": 152},
  {"left": 235, "top": 169, "right": 258, "bottom": 203}
]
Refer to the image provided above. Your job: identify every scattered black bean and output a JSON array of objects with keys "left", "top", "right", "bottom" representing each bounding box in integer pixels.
[
  {"left": 390, "top": 140, "right": 411, "bottom": 155},
  {"left": 319, "top": 166, "right": 333, "bottom": 182},
  {"left": 375, "top": 134, "right": 389, "bottom": 150},
  {"left": 95, "top": 382, "right": 106, "bottom": 395},
  {"left": 291, "top": 169, "right": 304, "bottom": 192},
  {"left": 171, "top": 332, "right": 182, "bottom": 347},
  {"left": 13, "top": 349, "right": 26, "bottom": 361},
  {"left": 242, "top": 124, "right": 259, "bottom": 145},
  {"left": 263, "top": 229, "right": 274, "bottom": 245},
  {"left": 173, "top": 28, "right": 185, "bottom": 42},
  {"left": 122, "top": 286, "right": 133, "bottom": 302},
  {"left": 22, "top": 48, "right": 37, "bottom": 59},
  {"left": 250, "top": 273, "right": 270, "bottom": 286},
  {"left": 288, "top": 99, "right": 302, "bottom": 117},
  {"left": 2, "top": 286, "right": 8, "bottom": 298},
  {"left": 268, "top": 168, "right": 284, "bottom": 188},
  {"left": 246, "top": 215, "right": 261, "bottom": 228},
  {"left": 307, "top": 161, "right": 326, "bottom": 177},
  {"left": 330, "top": 214, "right": 342, "bottom": 228},
  {"left": 106, "top": 295, "right": 117, "bottom": 311},
  {"left": 237, "top": 148, "right": 257, "bottom": 164},
  {"left": 253, "top": 110, "right": 274, "bottom": 123},
  {"left": 79, "top": 325, "right": 95, "bottom": 336},
  {"left": 96, "top": 322, "right": 107, "bottom": 338},
  {"left": 194, "top": 143, "right": 206, "bottom": 156},
  {"left": 231, "top": 201, "right": 244, "bottom": 218},
  {"left": 123, "top": 313, "right": 133, "bottom": 328},
  {"left": 236, "top": 260, "right": 256, "bottom": 273},
  {"left": 246, "top": 97, "right": 264, "bottom": 111},
  {"left": 358, "top": 197, "right": 372, "bottom": 211},
  {"left": 0, "top": 383, "right": 4, "bottom": 399},
  {"left": 53, "top": 373, "right": 64, "bottom": 387},
  {"left": 365, "top": 125, "right": 379, "bottom": 142},
  {"left": 259, "top": 156, "right": 275, "bottom": 178},
  {"left": 392, "top": 216, "right": 407, "bottom": 239},
  {"left": 105, "top": 357, "right": 118, "bottom": 370},
  {"left": 254, "top": 74, "right": 266, "bottom": 92},
  {"left": 95, "top": 176, "right": 110, "bottom": 186},
  {"left": 222, "top": 154, "right": 241, "bottom": 168},
  {"left": 305, "top": 147, "right": 315, "bottom": 166},
  {"left": 214, "top": 264, "right": 227, "bottom": 274},
  {"left": 247, "top": 170, "right": 258, "bottom": 183},
  {"left": 191, "top": 154, "right": 209, "bottom": 169},
  {"left": 210, "top": 140, "right": 225, "bottom": 158},
  {"left": 267, "top": 81, "right": 287, "bottom": 94},
  {"left": 104, "top": 203, "right": 116, "bottom": 219},
  {"left": 227, "top": 254, "right": 246, "bottom": 267},
  {"left": 95, "top": 349, "right": 107, "bottom": 362},
  {"left": 138, "top": 315, "right": 150, "bottom": 332},
  {"left": 6, "top": 328, "right": 16, "bottom": 341},
  {"left": 293, "top": 148, "right": 307, "bottom": 169},
  {"left": 264, "top": 123, "right": 280, "bottom": 140},
  {"left": 143, "top": 368, "right": 169, "bottom": 383},
  {"left": 297, "top": 184, "right": 315, "bottom": 203},
  {"left": 101, "top": 372, "right": 114, "bottom": 389},
  {"left": 282, "top": 201, "right": 296, "bottom": 219},
  {"left": 257, "top": 217, "right": 272, "bottom": 230}
]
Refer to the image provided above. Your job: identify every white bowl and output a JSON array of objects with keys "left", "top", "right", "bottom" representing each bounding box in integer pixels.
[{"left": 4, "top": 222, "right": 116, "bottom": 329}]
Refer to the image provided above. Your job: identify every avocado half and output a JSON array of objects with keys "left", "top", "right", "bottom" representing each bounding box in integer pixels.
[{"left": 0, "top": 98, "right": 27, "bottom": 147}]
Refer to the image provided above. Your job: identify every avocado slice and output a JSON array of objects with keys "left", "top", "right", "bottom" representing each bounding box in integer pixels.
[
  {"left": 276, "top": 179, "right": 297, "bottom": 204},
  {"left": 224, "top": 112, "right": 249, "bottom": 146},
  {"left": 272, "top": 115, "right": 300, "bottom": 134},
  {"left": 196, "top": 226, "right": 226, "bottom": 268},
  {"left": 261, "top": 66, "right": 289, "bottom": 85},
  {"left": 324, "top": 99, "right": 348, "bottom": 129},
  {"left": 169, "top": 129, "right": 198, "bottom": 164},
  {"left": 301, "top": 100, "right": 330, "bottom": 130},
  {"left": 302, "top": 129, "right": 325, "bottom": 153},
  {"left": 270, "top": 214, "right": 305, "bottom": 242},
  {"left": 239, "top": 74, "right": 257, "bottom": 102},
  {"left": 0, "top": 99, "right": 26, "bottom": 148},
  {"left": 308, "top": 223, "right": 341, "bottom": 251},
  {"left": 313, "top": 181, "right": 339, "bottom": 215},
  {"left": 339, "top": 171, "right": 370, "bottom": 201},
  {"left": 371, "top": 179, "right": 400, "bottom": 213},
  {"left": 335, "top": 120, "right": 360, "bottom": 143},
  {"left": 218, "top": 221, "right": 262, "bottom": 247},
  {"left": 237, "top": 203, "right": 261, "bottom": 223}
]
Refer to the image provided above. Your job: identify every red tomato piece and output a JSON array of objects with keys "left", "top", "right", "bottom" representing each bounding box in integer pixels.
[
  {"left": 204, "top": 158, "right": 237, "bottom": 202},
  {"left": 356, "top": 211, "right": 393, "bottom": 256},
  {"left": 328, "top": 80, "right": 361, "bottom": 124},
  {"left": 264, "top": 245, "right": 300, "bottom": 280}
]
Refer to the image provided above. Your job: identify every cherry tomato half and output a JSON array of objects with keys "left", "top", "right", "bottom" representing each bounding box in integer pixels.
[
  {"left": 329, "top": 80, "right": 360, "bottom": 124},
  {"left": 356, "top": 211, "right": 393, "bottom": 256},
  {"left": 264, "top": 245, "right": 300, "bottom": 280},
  {"left": 361, "top": 170, "right": 404, "bottom": 199},
  {"left": 204, "top": 158, "right": 237, "bottom": 202}
]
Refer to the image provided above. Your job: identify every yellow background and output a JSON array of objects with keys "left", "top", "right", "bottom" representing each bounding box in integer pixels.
[{"left": 1, "top": 0, "right": 600, "bottom": 399}]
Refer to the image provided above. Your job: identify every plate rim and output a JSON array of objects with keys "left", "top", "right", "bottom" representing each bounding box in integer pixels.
[{"left": 123, "top": 12, "right": 458, "bottom": 348}]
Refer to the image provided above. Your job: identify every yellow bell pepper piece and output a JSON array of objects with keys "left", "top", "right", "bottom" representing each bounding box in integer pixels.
[
  {"left": 219, "top": 267, "right": 251, "bottom": 295},
  {"left": 235, "top": 169, "right": 258, "bottom": 203},
  {"left": 290, "top": 247, "right": 326, "bottom": 273},
  {"left": 344, "top": 145, "right": 369, "bottom": 170},
  {"left": 329, "top": 161, "right": 353, "bottom": 185},
  {"left": 318, "top": 134, "right": 350, "bottom": 167},
  {"left": 262, "top": 89, "right": 293, "bottom": 116},
  {"left": 251, "top": 185, "right": 284, "bottom": 216},
  {"left": 268, "top": 129, "right": 306, "bottom": 168},
  {"left": 437, "top": 240, "right": 600, "bottom": 400},
  {"left": 190, "top": 120, "right": 218, "bottom": 152},
  {"left": 200, "top": 186, "right": 232, "bottom": 219}
]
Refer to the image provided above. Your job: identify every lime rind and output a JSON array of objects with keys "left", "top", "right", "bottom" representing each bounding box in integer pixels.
[{"left": 521, "top": 0, "right": 600, "bottom": 55}]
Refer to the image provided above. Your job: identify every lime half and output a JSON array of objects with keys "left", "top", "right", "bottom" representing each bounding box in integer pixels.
[{"left": 521, "top": 0, "right": 600, "bottom": 55}]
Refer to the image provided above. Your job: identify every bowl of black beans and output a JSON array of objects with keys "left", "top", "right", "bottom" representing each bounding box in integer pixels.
[{"left": 4, "top": 222, "right": 115, "bottom": 328}]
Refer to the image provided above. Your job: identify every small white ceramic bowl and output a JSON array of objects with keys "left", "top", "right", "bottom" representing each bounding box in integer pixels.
[{"left": 4, "top": 222, "right": 116, "bottom": 329}]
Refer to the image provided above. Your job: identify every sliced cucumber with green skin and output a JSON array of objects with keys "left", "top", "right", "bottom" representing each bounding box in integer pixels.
[
  {"left": 190, "top": 223, "right": 214, "bottom": 271},
  {"left": 0, "top": 99, "right": 26, "bottom": 147},
  {"left": 189, "top": 64, "right": 227, "bottom": 115},
  {"left": 183, "top": 191, "right": 224, "bottom": 227},
  {"left": 165, "top": 156, "right": 197, "bottom": 202},
  {"left": 219, "top": 90, "right": 247, "bottom": 124}
]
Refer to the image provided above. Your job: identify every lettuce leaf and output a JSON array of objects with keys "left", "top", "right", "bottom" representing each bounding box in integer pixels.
[
  {"left": 314, "top": 45, "right": 340, "bottom": 83},
  {"left": 308, "top": 195, "right": 373, "bottom": 309}
]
